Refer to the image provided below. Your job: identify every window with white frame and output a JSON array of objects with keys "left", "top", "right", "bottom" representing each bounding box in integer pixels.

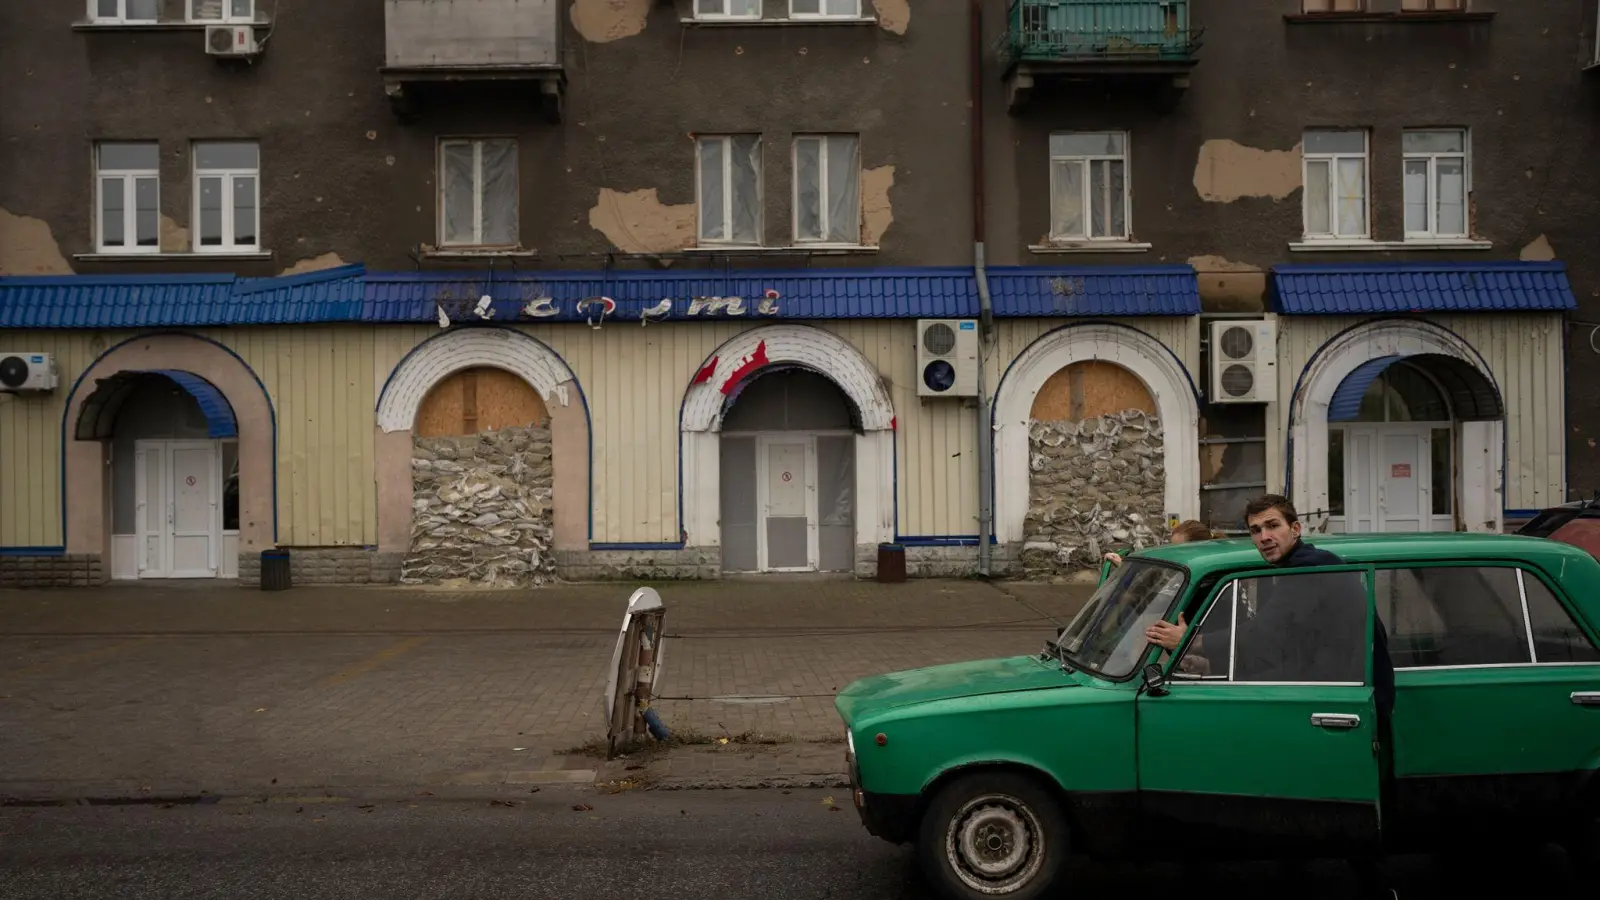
[
  {"left": 695, "top": 0, "right": 761, "bottom": 19},
  {"left": 1048, "top": 132, "right": 1129, "bottom": 241},
  {"left": 193, "top": 141, "right": 260, "bottom": 252},
  {"left": 697, "top": 135, "right": 763, "bottom": 245},
  {"left": 1301, "top": 0, "right": 1365, "bottom": 12},
  {"left": 1302, "top": 129, "right": 1368, "bottom": 240},
  {"left": 1403, "top": 129, "right": 1468, "bottom": 239},
  {"left": 791, "top": 0, "right": 862, "bottom": 18},
  {"left": 96, "top": 142, "right": 160, "bottom": 253},
  {"left": 91, "top": 0, "right": 160, "bottom": 22},
  {"left": 793, "top": 135, "right": 861, "bottom": 245},
  {"left": 188, "top": 0, "right": 254, "bottom": 22},
  {"left": 439, "top": 139, "right": 519, "bottom": 247}
]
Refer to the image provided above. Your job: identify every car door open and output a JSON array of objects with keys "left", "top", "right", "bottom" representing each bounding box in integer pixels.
[{"left": 1135, "top": 563, "right": 1383, "bottom": 857}]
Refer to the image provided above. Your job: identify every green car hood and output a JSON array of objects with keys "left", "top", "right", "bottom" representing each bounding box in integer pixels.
[{"left": 835, "top": 654, "right": 1072, "bottom": 722}]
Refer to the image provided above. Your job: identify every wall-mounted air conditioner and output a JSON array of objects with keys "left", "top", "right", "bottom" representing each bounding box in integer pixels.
[
  {"left": 0, "top": 353, "right": 59, "bottom": 393},
  {"left": 1208, "top": 319, "right": 1277, "bottom": 404},
  {"left": 916, "top": 319, "right": 979, "bottom": 398},
  {"left": 206, "top": 25, "right": 260, "bottom": 57}
]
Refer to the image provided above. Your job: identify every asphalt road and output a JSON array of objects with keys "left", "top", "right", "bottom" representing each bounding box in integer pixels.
[{"left": 0, "top": 787, "right": 1582, "bottom": 900}]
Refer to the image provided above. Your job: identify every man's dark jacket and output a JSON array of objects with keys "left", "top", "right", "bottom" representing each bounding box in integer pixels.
[{"left": 1275, "top": 539, "right": 1396, "bottom": 717}]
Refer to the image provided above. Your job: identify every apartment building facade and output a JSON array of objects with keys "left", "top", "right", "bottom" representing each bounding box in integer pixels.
[{"left": 0, "top": 0, "right": 1595, "bottom": 587}]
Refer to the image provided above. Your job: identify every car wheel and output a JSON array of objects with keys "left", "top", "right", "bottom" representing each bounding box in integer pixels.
[{"left": 917, "top": 771, "right": 1069, "bottom": 900}]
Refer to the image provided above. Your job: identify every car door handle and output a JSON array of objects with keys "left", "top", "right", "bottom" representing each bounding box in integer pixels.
[
  {"left": 1311, "top": 713, "right": 1361, "bottom": 729},
  {"left": 1572, "top": 692, "right": 1600, "bottom": 707}
]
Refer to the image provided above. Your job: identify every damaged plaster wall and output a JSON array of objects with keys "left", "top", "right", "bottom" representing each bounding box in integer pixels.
[
  {"left": 862, "top": 165, "right": 896, "bottom": 247},
  {"left": 873, "top": 0, "right": 910, "bottom": 34},
  {"left": 160, "top": 215, "right": 190, "bottom": 254},
  {"left": 1193, "top": 139, "right": 1303, "bottom": 203},
  {"left": 0, "top": 208, "right": 71, "bottom": 275},
  {"left": 1188, "top": 254, "right": 1266, "bottom": 311},
  {"left": 588, "top": 188, "right": 697, "bottom": 254},
  {"left": 569, "top": 0, "right": 651, "bottom": 43},
  {"left": 280, "top": 252, "right": 350, "bottom": 276},
  {"left": 1521, "top": 235, "right": 1556, "bottom": 262}
]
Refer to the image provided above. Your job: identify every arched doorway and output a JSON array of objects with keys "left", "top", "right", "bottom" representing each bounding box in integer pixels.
[
  {"left": 1291, "top": 320, "right": 1504, "bottom": 533},
  {"left": 375, "top": 327, "right": 587, "bottom": 587},
  {"left": 679, "top": 325, "right": 895, "bottom": 575},
  {"left": 993, "top": 323, "right": 1202, "bottom": 575},
  {"left": 92, "top": 374, "right": 241, "bottom": 579},
  {"left": 1326, "top": 356, "right": 1495, "bottom": 533},
  {"left": 719, "top": 367, "right": 859, "bottom": 573},
  {"left": 1022, "top": 361, "right": 1163, "bottom": 576},
  {"left": 64, "top": 334, "right": 274, "bottom": 582}
]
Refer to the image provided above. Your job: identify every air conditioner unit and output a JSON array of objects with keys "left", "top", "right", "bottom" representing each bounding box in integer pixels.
[
  {"left": 916, "top": 319, "right": 979, "bottom": 398},
  {"left": 206, "top": 24, "right": 259, "bottom": 57},
  {"left": 0, "top": 352, "right": 59, "bottom": 393},
  {"left": 1208, "top": 319, "right": 1277, "bottom": 404}
]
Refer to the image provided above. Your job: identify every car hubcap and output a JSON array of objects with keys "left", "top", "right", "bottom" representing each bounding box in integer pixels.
[{"left": 945, "top": 793, "right": 1045, "bottom": 894}]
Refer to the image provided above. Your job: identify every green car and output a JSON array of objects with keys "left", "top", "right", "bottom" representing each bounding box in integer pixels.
[{"left": 834, "top": 533, "right": 1600, "bottom": 899}]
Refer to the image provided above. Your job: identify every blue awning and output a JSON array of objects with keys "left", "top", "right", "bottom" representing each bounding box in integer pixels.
[
  {"left": 1328, "top": 353, "right": 1504, "bottom": 422},
  {"left": 0, "top": 265, "right": 366, "bottom": 328},
  {"left": 74, "top": 370, "right": 239, "bottom": 440},
  {"left": 1272, "top": 262, "right": 1577, "bottom": 315},
  {"left": 986, "top": 265, "right": 1200, "bottom": 317}
]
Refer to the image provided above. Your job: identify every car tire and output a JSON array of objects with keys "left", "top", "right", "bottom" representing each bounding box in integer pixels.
[{"left": 916, "top": 770, "right": 1069, "bottom": 900}]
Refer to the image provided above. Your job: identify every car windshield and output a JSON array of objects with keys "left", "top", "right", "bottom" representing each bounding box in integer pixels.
[{"left": 1047, "top": 560, "right": 1187, "bottom": 679}]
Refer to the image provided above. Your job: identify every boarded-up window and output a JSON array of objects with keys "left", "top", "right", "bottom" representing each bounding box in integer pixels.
[
  {"left": 416, "top": 367, "right": 548, "bottom": 437},
  {"left": 1030, "top": 361, "right": 1154, "bottom": 422}
]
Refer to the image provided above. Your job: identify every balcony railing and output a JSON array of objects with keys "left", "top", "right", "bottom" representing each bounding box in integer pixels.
[{"left": 1005, "top": 0, "right": 1202, "bottom": 66}]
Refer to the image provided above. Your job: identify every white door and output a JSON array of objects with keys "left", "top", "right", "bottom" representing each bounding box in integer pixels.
[
  {"left": 135, "top": 442, "right": 169, "bottom": 578},
  {"left": 1343, "top": 427, "right": 1378, "bottom": 533},
  {"left": 1377, "top": 429, "right": 1429, "bottom": 532},
  {"left": 136, "top": 439, "right": 220, "bottom": 579},
  {"left": 757, "top": 436, "right": 817, "bottom": 572}
]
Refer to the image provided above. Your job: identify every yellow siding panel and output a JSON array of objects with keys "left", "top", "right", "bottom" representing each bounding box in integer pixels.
[{"left": 0, "top": 332, "right": 108, "bottom": 547}]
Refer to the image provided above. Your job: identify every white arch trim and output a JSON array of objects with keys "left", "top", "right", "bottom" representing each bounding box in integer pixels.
[
  {"left": 993, "top": 323, "right": 1202, "bottom": 545},
  {"left": 680, "top": 325, "right": 896, "bottom": 554},
  {"left": 377, "top": 327, "right": 577, "bottom": 433},
  {"left": 681, "top": 324, "right": 895, "bottom": 433},
  {"left": 1290, "top": 318, "right": 1504, "bottom": 533}
]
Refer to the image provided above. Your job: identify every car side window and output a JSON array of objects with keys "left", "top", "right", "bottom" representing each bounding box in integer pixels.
[
  {"left": 1375, "top": 566, "right": 1530, "bottom": 668},
  {"left": 1174, "top": 570, "right": 1370, "bottom": 685},
  {"left": 1521, "top": 574, "right": 1600, "bottom": 663}
]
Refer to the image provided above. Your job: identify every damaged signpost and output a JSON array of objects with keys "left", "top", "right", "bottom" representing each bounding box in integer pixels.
[{"left": 603, "top": 587, "right": 671, "bottom": 759}]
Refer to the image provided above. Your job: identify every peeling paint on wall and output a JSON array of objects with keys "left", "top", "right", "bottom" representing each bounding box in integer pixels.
[
  {"left": 1188, "top": 254, "right": 1266, "bottom": 309},
  {"left": 862, "top": 165, "right": 897, "bottom": 247},
  {"left": 873, "top": 0, "right": 910, "bottom": 34},
  {"left": 0, "top": 208, "right": 71, "bottom": 275},
  {"left": 1521, "top": 234, "right": 1556, "bottom": 261},
  {"left": 570, "top": 0, "right": 650, "bottom": 43},
  {"left": 280, "top": 252, "right": 349, "bottom": 276},
  {"left": 588, "top": 188, "right": 696, "bottom": 254},
  {"left": 1193, "top": 140, "right": 1303, "bottom": 203},
  {"left": 160, "top": 215, "right": 190, "bottom": 253}
]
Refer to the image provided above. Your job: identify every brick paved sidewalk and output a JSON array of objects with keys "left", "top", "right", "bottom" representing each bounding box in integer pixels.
[{"left": 0, "top": 579, "right": 1087, "bottom": 801}]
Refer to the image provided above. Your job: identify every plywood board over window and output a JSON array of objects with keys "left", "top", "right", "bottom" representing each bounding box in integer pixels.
[
  {"left": 1030, "top": 360, "right": 1155, "bottom": 421},
  {"left": 415, "top": 367, "right": 548, "bottom": 437}
]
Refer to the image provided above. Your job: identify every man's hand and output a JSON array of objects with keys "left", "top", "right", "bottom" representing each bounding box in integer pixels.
[
  {"left": 1146, "top": 613, "right": 1188, "bottom": 651},
  {"left": 1103, "top": 552, "right": 1123, "bottom": 566}
]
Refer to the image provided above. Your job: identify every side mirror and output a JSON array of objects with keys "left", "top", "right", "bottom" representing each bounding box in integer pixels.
[{"left": 1141, "top": 662, "right": 1169, "bottom": 697}]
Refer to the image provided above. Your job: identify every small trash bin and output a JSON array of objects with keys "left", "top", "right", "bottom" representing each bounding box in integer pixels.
[
  {"left": 260, "top": 549, "right": 291, "bottom": 592},
  {"left": 876, "top": 542, "right": 906, "bottom": 584}
]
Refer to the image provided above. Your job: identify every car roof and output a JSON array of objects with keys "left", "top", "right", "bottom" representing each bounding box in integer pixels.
[{"left": 1133, "top": 531, "right": 1600, "bottom": 576}]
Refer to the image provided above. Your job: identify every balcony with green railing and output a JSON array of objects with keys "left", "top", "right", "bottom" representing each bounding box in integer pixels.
[
  {"left": 1002, "top": 1, "right": 1202, "bottom": 111},
  {"left": 1004, "top": 0, "right": 1202, "bottom": 68}
]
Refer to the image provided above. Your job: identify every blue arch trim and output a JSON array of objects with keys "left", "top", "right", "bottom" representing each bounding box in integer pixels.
[
  {"left": 1327, "top": 355, "right": 1402, "bottom": 423},
  {"left": 58, "top": 331, "right": 279, "bottom": 548},
  {"left": 373, "top": 325, "right": 592, "bottom": 545},
  {"left": 152, "top": 370, "right": 238, "bottom": 438}
]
